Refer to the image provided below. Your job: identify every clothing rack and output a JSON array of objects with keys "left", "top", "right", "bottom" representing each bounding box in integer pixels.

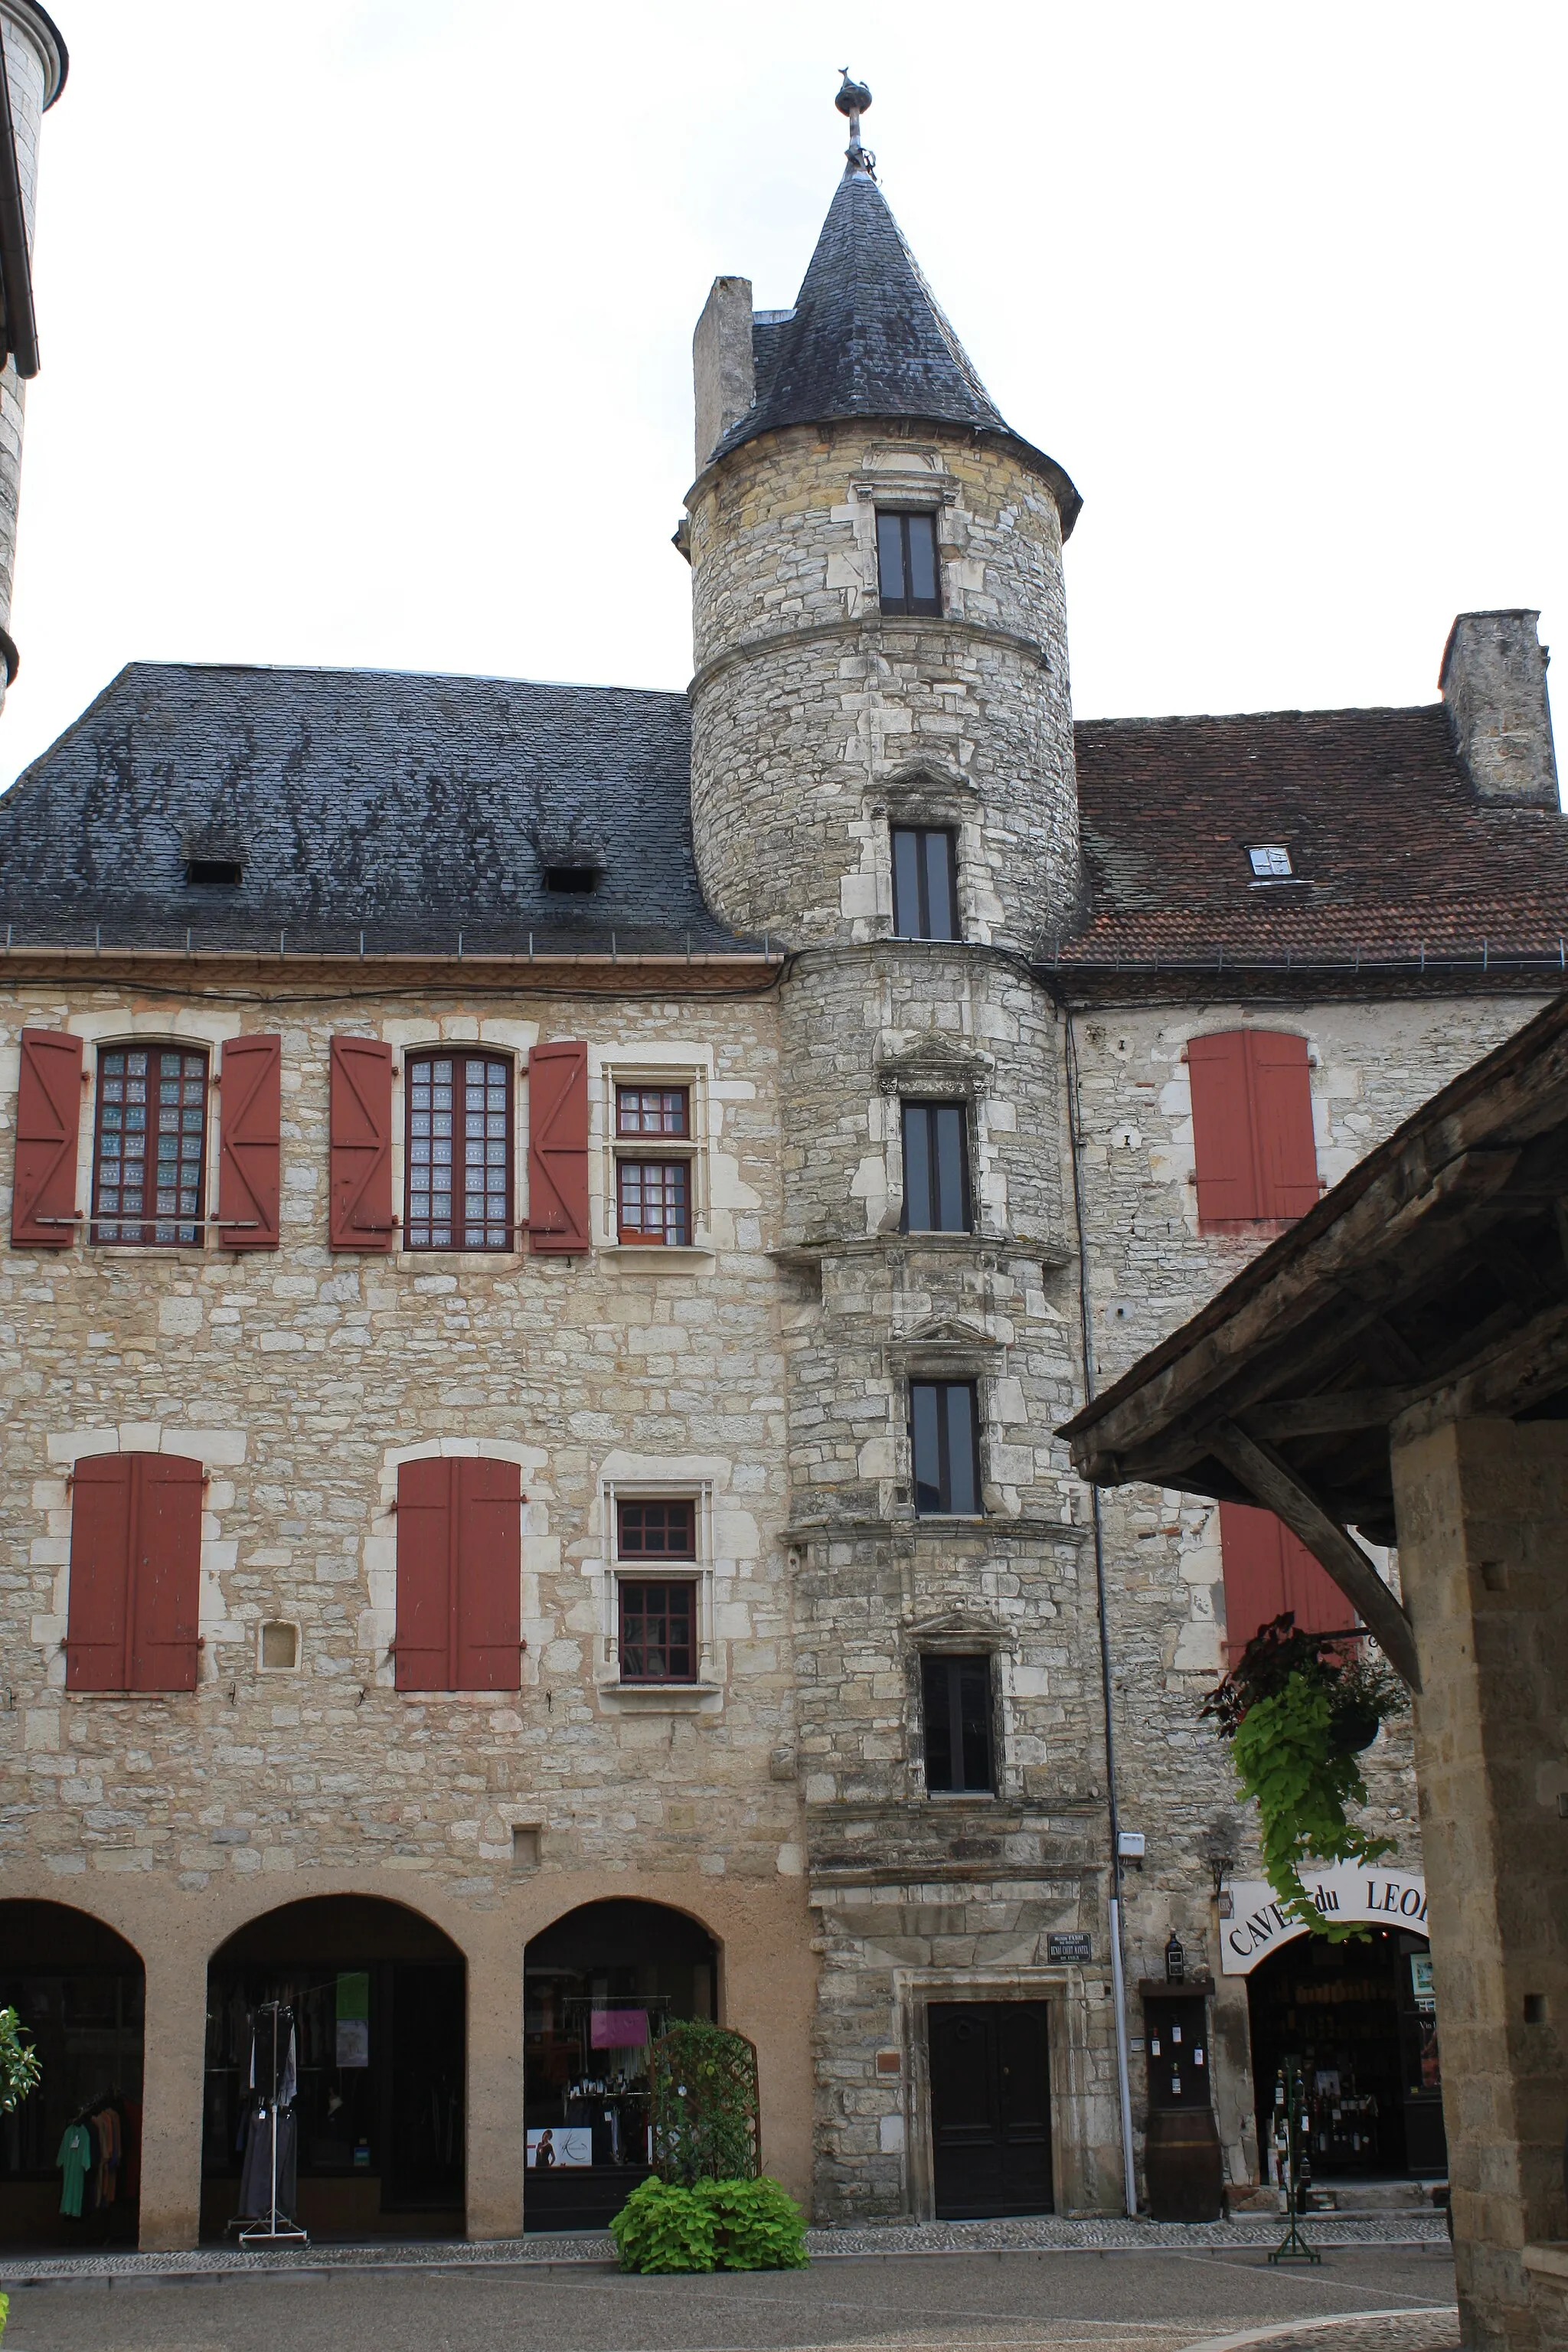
[{"left": 235, "top": 1999, "right": 308, "bottom": 2248}]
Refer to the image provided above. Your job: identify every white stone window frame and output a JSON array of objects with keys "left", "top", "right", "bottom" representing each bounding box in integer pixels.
[
  {"left": 863, "top": 760, "right": 991, "bottom": 948},
  {"left": 874, "top": 1040, "right": 998, "bottom": 1243},
  {"left": 903, "top": 1610, "right": 1017, "bottom": 1807},
  {"left": 893, "top": 1326, "right": 1007, "bottom": 1521},
  {"left": 595, "top": 1047, "right": 715, "bottom": 1263},
  {"left": 848, "top": 467, "right": 960, "bottom": 626},
  {"left": 592, "top": 1474, "right": 723, "bottom": 1714},
  {"left": 10, "top": 1007, "right": 248, "bottom": 1255},
  {"left": 32, "top": 1423, "right": 248, "bottom": 1691},
  {"left": 361, "top": 1435, "right": 549, "bottom": 1694},
  {"left": 384, "top": 1024, "right": 532, "bottom": 1271}
]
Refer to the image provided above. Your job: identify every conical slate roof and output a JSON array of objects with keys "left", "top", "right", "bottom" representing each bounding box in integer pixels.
[{"left": 714, "top": 161, "right": 1080, "bottom": 531}]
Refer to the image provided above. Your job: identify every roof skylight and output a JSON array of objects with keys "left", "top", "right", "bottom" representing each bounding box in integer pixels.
[{"left": 1246, "top": 844, "right": 1293, "bottom": 879}]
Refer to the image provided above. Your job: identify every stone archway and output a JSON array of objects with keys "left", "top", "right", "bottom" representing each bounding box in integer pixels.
[
  {"left": 523, "top": 1896, "right": 720, "bottom": 2231},
  {"left": 204, "top": 1894, "right": 466, "bottom": 2243},
  {"left": 0, "top": 1900, "right": 145, "bottom": 2249}
]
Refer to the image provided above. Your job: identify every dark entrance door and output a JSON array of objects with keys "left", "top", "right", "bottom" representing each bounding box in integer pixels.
[{"left": 929, "top": 2001, "right": 1054, "bottom": 2220}]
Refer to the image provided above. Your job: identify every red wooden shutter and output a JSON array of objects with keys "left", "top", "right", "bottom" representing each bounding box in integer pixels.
[
  {"left": 456, "top": 1458, "right": 522, "bottom": 1690},
  {"left": 217, "top": 1034, "right": 282, "bottom": 1249},
  {"left": 66, "top": 1452, "right": 201, "bottom": 1691},
  {"left": 329, "top": 1036, "right": 394, "bottom": 1251},
  {"left": 1189, "top": 1030, "right": 1319, "bottom": 1231},
  {"left": 1187, "top": 1033, "right": 1256, "bottom": 1230},
  {"left": 66, "top": 1454, "right": 135, "bottom": 1690},
  {"left": 528, "top": 1040, "right": 590, "bottom": 1253},
  {"left": 1247, "top": 1032, "right": 1321, "bottom": 1220},
  {"left": 396, "top": 1458, "right": 456, "bottom": 1690},
  {"left": 129, "top": 1455, "right": 202, "bottom": 1690},
  {"left": 1219, "top": 1500, "right": 1354, "bottom": 1658},
  {"left": 12, "top": 1027, "right": 83, "bottom": 1247}
]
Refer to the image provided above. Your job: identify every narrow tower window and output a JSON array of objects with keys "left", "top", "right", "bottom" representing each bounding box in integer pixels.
[
  {"left": 891, "top": 827, "right": 959, "bottom": 941},
  {"left": 922, "top": 1653, "right": 995, "bottom": 1794},
  {"left": 901, "top": 1101, "right": 971, "bottom": 1233},
  {"left": 910, "top": 1380, "right": 982, "bottom": 1515},
  {"left": 877, "top": 509, "right": 942, "bottom": 616}
]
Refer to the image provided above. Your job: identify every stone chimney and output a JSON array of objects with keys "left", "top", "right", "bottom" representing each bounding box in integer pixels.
[
  {"left": 1439, "top": 610, "right": 1560, "bottom": 808},
  {"left": 692, "top": 276, "right": 754, "bottom": 475}
]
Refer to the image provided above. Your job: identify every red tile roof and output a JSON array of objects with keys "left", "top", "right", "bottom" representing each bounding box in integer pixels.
[{"left": 1057, "top": 703, "right": 1568, "bottom": 973}]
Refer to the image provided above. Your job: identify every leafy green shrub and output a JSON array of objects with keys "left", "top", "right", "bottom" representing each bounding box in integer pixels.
[
  {"left": 609, "top": 2177, "right": 715, "bottom": 2273},
  {"left": 0, "top": 2008, "right": 39, "bottom": 2114},
  {"left": 610, "top": 2175, "right": 809, "bottom": 2272},
  {"left": 698, "top": 2175, "right": 808, "bottom": 2269},
  {"left": 1203, "top": 1612, "right": 1408, "bottom": 1936},
  {"left": 652, "top": 2020, "right": 759, "bottom": 2185}
]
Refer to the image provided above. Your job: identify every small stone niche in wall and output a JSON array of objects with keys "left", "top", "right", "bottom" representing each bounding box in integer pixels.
[
  {"left": 258, "top": 1622, "right": 300, "bottom": 1673},
  {"left": 511, "top": 1825, "right": 543, "bottom": 1873}
]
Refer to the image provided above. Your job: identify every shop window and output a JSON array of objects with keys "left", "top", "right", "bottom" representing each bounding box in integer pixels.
[
  {"left": 891, "top": 827, "right": 959, "bottom": 941},
  {"left": 902, "top": 1100, "right": 971, "bottom": 1232},
  {"left": 877, "top": 509, "right": 942, "bottom": 616},
  {"left": 394, "top": 1457, "right": 521, "bottom": 1691},
  {"left": 1220, "top": 1501, "right": 1357, "bottom": 1659},
  {"left": 65, "top": 1452, "right": 202, "bottom": 1692},
  {"left": 618, "top": 1580, "right": 697, "bottom": 1684},
  {"left": 92, "top": 1046, "right": 208, "bottom": 1246},
  {"left": 910, "top": 1380, "right": 982, "bottom": 1516},
  {"left": 922, "top": 1652, "right": 995, "bottom": 1794},
  {"left": 1187, "top": 1031, "right": 1321, "bottom": 1233},
  {"left": 406, "top": 1050, "right": 513, "bottom": 1250}
]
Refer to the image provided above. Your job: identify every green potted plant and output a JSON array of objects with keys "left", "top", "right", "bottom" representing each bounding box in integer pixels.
[{"left": 1202, "top": 1613, "right": 1409, "bottom": 1934}]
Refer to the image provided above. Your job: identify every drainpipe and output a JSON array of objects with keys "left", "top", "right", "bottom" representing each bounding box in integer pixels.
[{"left": 1062, "top": 999, "right": 1140, "bottom": 2218}]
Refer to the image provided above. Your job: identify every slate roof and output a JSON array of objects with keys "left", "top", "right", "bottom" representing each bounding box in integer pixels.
[
  {"left": 1061, "top": 703, "right": 1568, "bottom": 971},
  {"left": 0, "top": 662, "right": 745, "bottom": 957},
  {"left": 713, "top": 164, "right": 1082, "bottom": 532}
]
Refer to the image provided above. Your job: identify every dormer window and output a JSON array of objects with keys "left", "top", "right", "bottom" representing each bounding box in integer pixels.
[
  {"left": 1246, "top": 844, "right": 1293, "bottom": 879},
  {"left": 544, "top": 866, "right": 598, "bottom": 894},
  {"left": 185, "top": 859, "right": 242, "bottom": 887},
  {"left": 877, "top": 510, "right": 941, "bottom": 618}
]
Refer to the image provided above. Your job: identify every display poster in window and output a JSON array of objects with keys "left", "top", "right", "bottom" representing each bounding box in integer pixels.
[
  {"left": 335, "top": 1969, "right": 371, "bottom": 2068},
  {"left": 528, "top": 2125, "right": 593, "bottom": 2169}
]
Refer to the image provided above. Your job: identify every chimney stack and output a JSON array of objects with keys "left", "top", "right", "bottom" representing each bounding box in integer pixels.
[
  {"left": 1439, "top": 610, "right": 1560, "bottom": 808},
  {"left": 692, "top": 276, "right": 754, "bottom": 475}
]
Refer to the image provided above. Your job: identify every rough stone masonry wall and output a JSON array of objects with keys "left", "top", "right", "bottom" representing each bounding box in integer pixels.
[
  {"left": 688, "top": 423, "right": 1079, "bottom": 949},
  {"left": 0, "top": 2, "right": 56, "bottom": 671},
  {"left": 0, "top": 973, "right": 812, "bottom": 2197},
  {"left": 1068, "top": 989, "right": 1553, "bottom": 2184}
]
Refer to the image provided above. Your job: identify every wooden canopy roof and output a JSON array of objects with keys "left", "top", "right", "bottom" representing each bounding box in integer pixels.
[{"left": 1059, "top": 991, "right": 1568, "bottom": 1687}]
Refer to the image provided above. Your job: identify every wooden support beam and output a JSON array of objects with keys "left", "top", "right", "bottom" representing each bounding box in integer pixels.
[
  {"left": 1208, "top": 1418, "right": 1422, "bottom": 1691},
  {"left": 1247, "top": 1390, "right": 1419, "bottom": 1439}
]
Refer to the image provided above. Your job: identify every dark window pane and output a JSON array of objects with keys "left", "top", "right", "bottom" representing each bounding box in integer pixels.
[
  {"left": 906, "top": 512, "right": 939, "bottom": 608},
  {"left": 617, "top": 1499, "right": 697, "bottom": 1560},
  {"left": 619, "top": 1580, "right": 696, "bottom": 1683},
  {"left": 911, "top": 1382, "right": 944, "bottom": 1514},
  {"left": 944, "top": 1383, "right": 981, "bottom": 1514},
  {"left": 923, "top": 1652, "right": 995, "bottom": 1794},
  {"left": 892, "top": 828, "right": 923, "bottom": 937},
  {"left": 923, "top": 829, "right": 958, "bottom": 939},
  {"left": 903, "top": 1102, "right": 933, "bottom": 1233},
  {"left": 933, "top": 1104, "right": 969, "bottom": 1230},
  {"left": 876, "top": 511, "right": 906, "bottom": 607}
]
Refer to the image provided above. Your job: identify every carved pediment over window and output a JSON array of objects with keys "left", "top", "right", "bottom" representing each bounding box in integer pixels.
[
  {"left": 890, "top": 1313, "right": 1004, "bottom": 1377},
  {"left": 866, "top": 758, "right": 982, "bottom": 827},
  {"left": 874, "top": 1034, "right": 994, "bottom": 1099},
  {"left": 903, "top": 1605, "right": 1014, "bottom": 1655}
]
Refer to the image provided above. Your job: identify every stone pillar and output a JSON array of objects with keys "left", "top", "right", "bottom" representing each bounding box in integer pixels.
[
  {"left": 464, "top": 1916, "right": 524, "bottom": 2239},
  {"left": 1391, "top": 1416, "right": 1568, "bottom": 2352},
  {"left": 137, "top": 1932, "right": 208, "bottom": 2249}
]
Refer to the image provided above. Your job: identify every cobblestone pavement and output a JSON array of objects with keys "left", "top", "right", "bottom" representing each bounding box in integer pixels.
[{"left": 0, "top": 2243, "right": 1459, "bottom": 2352}]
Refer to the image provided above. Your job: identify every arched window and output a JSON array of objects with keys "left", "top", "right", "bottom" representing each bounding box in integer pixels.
[{"left": 405, "top": 1050, "right": 513, "bottom": 1250}]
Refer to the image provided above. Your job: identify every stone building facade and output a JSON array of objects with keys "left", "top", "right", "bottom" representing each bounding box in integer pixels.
[{"left": 0, "top": 83, "right": 1564, "bottom": 2249}]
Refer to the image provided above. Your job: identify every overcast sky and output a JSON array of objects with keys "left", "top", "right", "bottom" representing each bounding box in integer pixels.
[{"left": 1, "top": 0, "right": 1563, "bottom": 791}]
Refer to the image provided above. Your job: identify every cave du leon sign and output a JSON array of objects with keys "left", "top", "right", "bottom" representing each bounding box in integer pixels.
[{"left": 1220, "top": 1864, "right": 1429, "bottom": 1975}]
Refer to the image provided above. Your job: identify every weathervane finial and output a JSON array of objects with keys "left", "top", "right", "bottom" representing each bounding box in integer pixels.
[{"left": 835, "top": 70, "right": 875, "bottom": 179}]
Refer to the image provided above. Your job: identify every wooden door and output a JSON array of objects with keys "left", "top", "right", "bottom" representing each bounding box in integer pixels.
[{"left": 929, "top": 2001, "right": 1054, "bottom": 2219}]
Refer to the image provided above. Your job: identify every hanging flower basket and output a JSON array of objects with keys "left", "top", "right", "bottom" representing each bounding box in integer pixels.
[{"left": 1201, "top": 1612, "right": 1409, "bottom": 1935}]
